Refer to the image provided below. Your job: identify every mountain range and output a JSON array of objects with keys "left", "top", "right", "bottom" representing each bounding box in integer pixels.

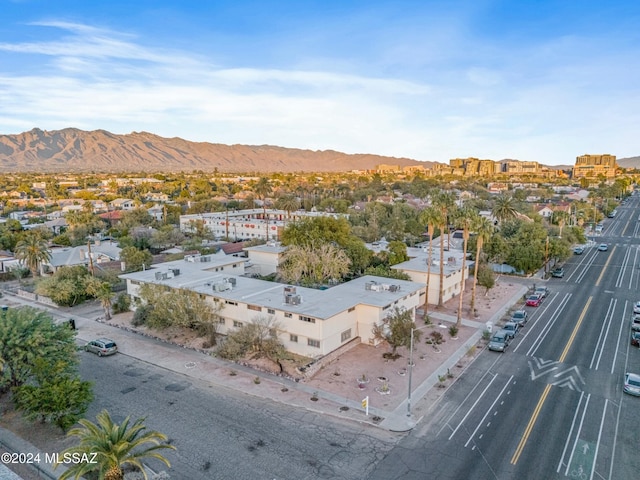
[
  {"left": 1, "top": 128, "right": 636, "bottom": 173},
  {"left": 0, "top": 128, "right": 431, "bottom": 174}
]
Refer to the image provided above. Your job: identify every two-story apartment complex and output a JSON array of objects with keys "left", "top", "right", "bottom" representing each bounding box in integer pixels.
[{"left": 120, "top": 253, "right": 425, "bottom": 358}]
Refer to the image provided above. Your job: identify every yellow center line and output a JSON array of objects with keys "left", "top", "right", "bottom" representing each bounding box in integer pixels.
[
  {"left": 595, "top": 247, "right": 615, "bottom": 287},
  {"left": 510, "top": 296, "right": 593, "bottom": 465}
]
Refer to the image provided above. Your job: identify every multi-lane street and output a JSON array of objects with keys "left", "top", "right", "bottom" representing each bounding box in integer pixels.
[
  {"left": 78, "top": 350, "right": 399, "bottom": 480},
  {"left": 369, "top": 192, "right": 640, "bottom": 480}
]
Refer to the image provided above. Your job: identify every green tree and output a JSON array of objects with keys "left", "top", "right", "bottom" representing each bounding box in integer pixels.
[
  {"left": 279, "top": 243, "right": 351, "bottom": 286},
  {"left": 138, "top": 285, "right": 223, "bottom": 344},
  {"left": 254, "top": 177, "right": 273, "bottom": 240},
  {"left": 14, "top": 231, "right": 51, "bottom": 276},
  {"left": 387, "top": 240, "right": 409, "bottom": 266},
  {"left": 491, "top": 194, "right": 518, "bottom": 225},
  {"left": 56, "top": 409, "right": 175, "bottom": 480},
  {"left": 120, "top": 246, "right": 153, "bottom": 273},
  {"left": 476, "top": 263, "right": 496, "bottom": 295},
  {"left": 36, "top": 266, "right": 91, "bottom": 307},
  {"left": 0, "top": 307, "right": 77, "bottom": 390},
  {"left": 418, "top": 206, "right": 443, "bottom": 315},
  {"left": 371, "top": 306, "right": 420, "bottom": 356},
  {"left": 470, "top": 216, "right": 494, "bottom": 313},
  {"left": 454, "top": 206, "right": 479, "bottom": 328},
  {"left": 12, "top": 358, "right": 93, "bottom": 431},
  {"left": 84, "top": 277, "right": 114, "bottom": 320},
  {"left": 432, "top": 192, "right": 456, "bottom": 306}
]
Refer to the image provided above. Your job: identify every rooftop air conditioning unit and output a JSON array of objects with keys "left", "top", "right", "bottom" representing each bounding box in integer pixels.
[
  {"left": 284, "top": 285, "right": 296, "bottom": 294},
  {"left": 285, "top": 294, "right": 301, "bottom": 305},
  {"left": 155, "top": 272, "right": 163, "bottom": 280},
  {"left": 365, "top": 281, "right": 376, "bottom": 291},
  {"left": 371, "top": 284, "right": 383, "bottom": 292},
  {"left": 227, "top": 278, "right": 237, "bottom": 286},
  {"left": 171, "top": 268, "right": 180, "bottom": 276},
  {"left": 389, "top": 285, "right": 399, "bottom": 292}
]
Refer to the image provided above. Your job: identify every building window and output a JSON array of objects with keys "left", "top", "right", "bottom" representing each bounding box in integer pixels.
[
  {"left": 247, "top": 304, "right": 262, "bottom": 312},
  {"left": 233, "top": 320, "right": 243, "bottom": 328},
  {"left": 308, "top": 338, "right": 320, "bottom": 348},
  {"left": 299, "top": 315, "right": 316, "bottom": 324},
  {"left": 218, "top": 317, "right": 226, "bottom": 325},
  {"left": 290, "top": 334, "right": 298, "bottom": 343},
  {"left": 267, "top": 308, "right": 275, "bottom": 315},
  {"left": 225, "top": 300, "right": 238, "bottom": 306},
  {"left": 348, "top": 306, "right": 355, "bottom": 313},
  {"left": 383, "top": 304, "right": 391, "bottom": 310},
  {"left": 341, "top": 329, "right": 352, "bottom": 342},
  {"left": 284, "top": 313, "right": 292, "bottom": 318}
]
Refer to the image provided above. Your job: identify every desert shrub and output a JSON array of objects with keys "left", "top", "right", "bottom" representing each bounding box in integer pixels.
[
  {"left": 132, "top": 304, "right": 153, "bottom": 327},
  {"left": 112, "top": 292, "right": 131, "bottom": 314}
]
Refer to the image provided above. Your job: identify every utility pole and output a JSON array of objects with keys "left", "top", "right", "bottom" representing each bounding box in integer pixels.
[
  {"left": 87, "top": 240, "right": 95, "bottom": 276},
  {"left": 544, "top": 236, "right": 549, "bottom": 276}
]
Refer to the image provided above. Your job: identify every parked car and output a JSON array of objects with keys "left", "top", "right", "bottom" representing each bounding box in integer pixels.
[
  {"left": 84, "top": 338, "right": 118, "bottom": 357},
  {"left": 632, "top": 313, "right": 640, "bottom": 332},
  {"left": 598, "top": 244, "right": 608, "bottom": 252},
  {"left": 633, "top": 302, "right": 640, "bottom": 315},
  {"left": 510, "top": 310, "right": 528, "bottom": 327},
  {"left": 526, "top": 294, "right": 543, "bottom": 307},
  {"left": 624, "top": 372, "right": 640, "bottom": 396},
  {"left": 501, "top": 321, "right": 519, "bottom": 339},
  {"left": 534, "top": 286, "right": 549, "bottom": 298},
  {"left": 551, "top": 268, "right": 564, "bottom": 278},
  {"left": 488, "top": 330, "right": 510, "bottom": 352},
  {"left": 573, "top": 247, "right": 584, "bottom": 255},
  {"left": 632, "top": 332, "right": 640, "bottom": 347}
]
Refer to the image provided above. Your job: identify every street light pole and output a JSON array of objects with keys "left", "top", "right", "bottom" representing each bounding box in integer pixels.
[{"left": 407, "top": 324, "right": 430, "bottom": 417}]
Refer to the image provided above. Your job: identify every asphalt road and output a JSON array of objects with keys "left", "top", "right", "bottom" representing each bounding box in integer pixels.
[
  {"left": 78, "top": 350, "right": 400, "bottom": 480},
  {"left": 368, "top": 193, "right": 640, "bottom": 480}
]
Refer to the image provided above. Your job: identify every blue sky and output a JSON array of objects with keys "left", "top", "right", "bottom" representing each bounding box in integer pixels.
[{"left": 1, "top": 0, "right": 639, "bottom": 165}]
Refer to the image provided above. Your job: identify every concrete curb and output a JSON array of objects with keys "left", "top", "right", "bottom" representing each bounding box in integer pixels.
[{"left": 0, "top": 426, "right": 66, "bottom": 479}]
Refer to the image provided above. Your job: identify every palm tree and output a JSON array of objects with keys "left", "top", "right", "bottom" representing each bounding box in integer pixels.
[
  {"left": 470, "top": 216, "right": 494, "bottom": 313},
  {"left": 85, "top": 278, "right": 114, "bottom": 320},
  {"left": 254, "top": 177, "right": 273, "bottom": 240},
  {"left": 14, "top": 232, "right": 51, "bottom": 277},
  {"left": 432, "top": 191, "right": 456, "bottom": 307},
  {"left": 454, "top": 206, "right": 479, "bottom": 329},
  {"left": 418, "top": 206, "right": 443, "bottom": 317},
  {"left": 57, "top": 409, "right": 175, "bottom": 480},
  {"left": 553, "top": 210, "right": 570, "bottom": 238},
  {"left": 491, "top": 194, "right": 518, "bottom": 225},
  {"left": 275, "top": 194, "right": 300, "bottom": 227}
]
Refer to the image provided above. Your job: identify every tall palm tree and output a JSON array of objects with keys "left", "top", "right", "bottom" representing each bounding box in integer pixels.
[
  {"left": 470, "top": 216, "right": 494, "bottom": 313},
  {"left": 418, "top": 206, "right": 443, "bottom": 317},
  {"left": 553, "top": 210, "right": 570, "bottom": 238},
  {"left": 57, "top": 409, "right": 175, "bottom": 480},
  {"left": 491, "top": 194, "right": 518, "bottom": 225},
  {"left": 254, "top": 177, "right": 273, "bottom": 240},
  {"left": 454, "top": 206, "right": 479, "bottom": 329},
  {"left": 14, "top": 232, "right": 51, "bottom": 277},
  {"left": 275, "top": 194, "right": 300, "bottom": 228},
  {"left": 432, "top": 191, "right": 456, "bottom": 307}
]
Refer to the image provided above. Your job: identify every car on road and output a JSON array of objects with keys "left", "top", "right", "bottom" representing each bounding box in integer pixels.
[
  {"left": 488, "top": 330, "right": 510, "bottom": 352},
  {"left": 632, "top": 314, "right": 640, "bottom": 332},
  {"left": 633, "top": 302, "right": 640, "bottom": 315},
  {"left": 501, "top": 321, "right": 519, "bottom": 339},
  {"left": 573, "top": 246, "right": 584, "bottom": 255},
  {"left": 84, "top": 338, "right": 118, "bottom": 357},
  {"left": 551, "top": 268, "right": 564, "bottom": 278},
  {"left": 526, "top": 294, "right": 543, "bottom": 307},
  {"left": 510, "top": 310, "right": 528, "bottom": 327},
  {"left": 631, "top": 332, "right": 640, "bottom": 347},
  {"left": 624, "top": 372, "right": 640, "bottom": 396},
  {"left": 598, "top": 244, "right": 608, "bottom": 252},
  {"left": 534, "top": 286, "right": 550, "bottom": 298}
]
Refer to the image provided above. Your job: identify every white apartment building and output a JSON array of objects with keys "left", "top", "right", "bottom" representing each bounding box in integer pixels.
[
  {"left": 179, "top": 209, "right": 344, "bottom": 242},
  {"left": 120, "top": 253, "right": 425, "bottom": 358}
]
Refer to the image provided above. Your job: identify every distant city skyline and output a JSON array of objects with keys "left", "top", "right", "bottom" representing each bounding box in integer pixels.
[{"left": 1, "top": 0, "right": 638, "bottom": 166}]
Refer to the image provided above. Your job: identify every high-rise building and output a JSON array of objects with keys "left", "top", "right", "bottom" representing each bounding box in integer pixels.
[{"left": 572, "top": 154, "right": 617, "bottom": 178}]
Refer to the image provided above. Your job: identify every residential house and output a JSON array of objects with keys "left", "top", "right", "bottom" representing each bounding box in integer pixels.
[
  {"left": 110, "top": 198, "right": 136, "bottom": 210},
  {"left": 45, "top": 242, "right": 122, "bottom": 273}
]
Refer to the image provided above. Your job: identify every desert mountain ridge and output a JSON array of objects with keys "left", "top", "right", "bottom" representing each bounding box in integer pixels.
[
  {"left": 0, "top": 127, "right": 597, "bottom": 174},
  {"left": 0, "top": 128, "right": 434, "bottom": 174}
]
